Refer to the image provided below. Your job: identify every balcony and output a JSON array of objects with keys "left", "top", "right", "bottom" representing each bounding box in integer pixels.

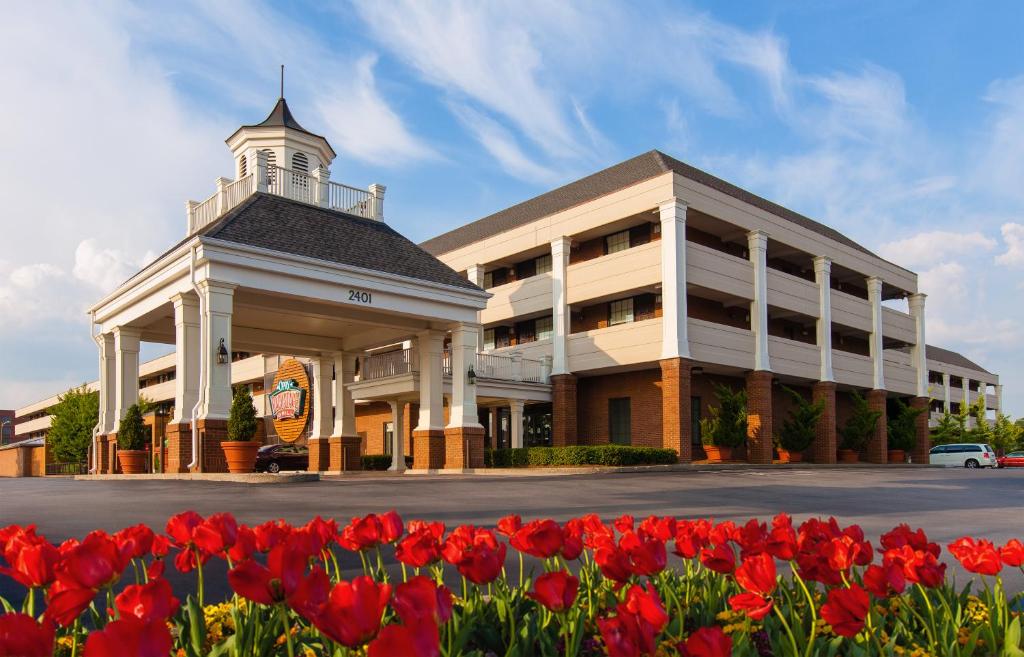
[
  {"left": 358, "top": 348, "right": 550, "bottom": 384},
  {"left": 768, "top": 336, "right": 819, "bottom": 379},
  {"left": 481, "top": 273, "right": 552, "bottom": 325},
  {"left": 567, "top": 241, "right": 661, "bottom": 305},
  {"left": 568, "top": 317, "right": 662, "bottom": 371},
  {"left": 882, "top": 307, "right": 916, "bottom": 345},
  {"left": 883, "top": 349, "right": 917, "bottom": 396},
  {"left": 687, "top": 243, "right": 753, "bottom": 300},
  {"left": 830, "top": 289, "right": 872, "bottom": 333},
  {"left": 688, "top": 318, "right": 754, "bottom": 370},
  {"left": 832, "top": 351, "right": 873, "bottom": 389},
  {"left": 767, "top": 269, "right": 819, "bottom": 319}
]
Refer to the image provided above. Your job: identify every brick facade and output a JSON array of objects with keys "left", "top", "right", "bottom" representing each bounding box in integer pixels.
[
  {"left": 865, "top": 389, "right": 888, "bottom": 463},
  {"left": 412, "top": 429, "right": 444, "bottom": 469},
  {"left": 577, "top": 369, "right": 662, "bottom": 446},
  {"left": 328, "top": 436, "right": 362, "bottom": 472},
  {"left": 105, "top": 434, "right": 119, "bottom": 474},
  {"left": 97, "top": 434, "right": 110, "bottom": 475},
  {"left": 197, "top": 419, "right": 229, "bottom": 473},
  {"left": 307, "top": 438, "right": 330, "bottom": 472},
  {"left": 745, "top": 371, "right": 773, "bottom": 464},
  {"left": 551, "top": 374, "right": 578, "bottom": 447},
  {"left": 910, "top": 396, "right": 930, "bottom": 464},
  {"left": 164, "top": 422, "right": 191, "bottom": 473},
  {"left": 444, "top": 426, "right": 485, "bottom": 469},
  {"left": 811, "top": 382, "right": 837, "bottom": 463},
  {"left": 659, "top": 358, "right": 692, "bottom": 462}
]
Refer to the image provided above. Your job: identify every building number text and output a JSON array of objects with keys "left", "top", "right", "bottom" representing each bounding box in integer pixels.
[{"left": 348, "top": 289, "right": 372, "bottom": 304}]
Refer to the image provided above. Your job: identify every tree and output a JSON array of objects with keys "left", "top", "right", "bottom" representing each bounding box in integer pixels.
[
  {"left": 887, "top": 398, "right": 926, "bottom": 452},
  {"left": 116, "top": 404, "right": 147, "bottom": 451},
  {"left": 776, "top": 386, "right": 824, "bottom": 453},
  {"left": 227, "top": 386, "right": 259, "bottom": 442},
  {"left": 932, "top": 411, "right": 962, "bottom": 445},
  {"left": 47, "top": 385, "right": 99, "bottom": 464},
  {"left": 989, "top": 414, "right": 1023, "bottom": 455},
  {"left": 840, "top": 391, "right": 882, "bottom": 452},
  {"left": 701, "top": 384, "right": 747, "bottom": 448}
]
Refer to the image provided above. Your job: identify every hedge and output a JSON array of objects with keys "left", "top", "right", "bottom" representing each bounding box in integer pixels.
[
  {"left": 486, "top": 444, "right": 678, "bottom": 468},
  {"left": 361, "top": 455, "right": 392, "bottom": 471}
]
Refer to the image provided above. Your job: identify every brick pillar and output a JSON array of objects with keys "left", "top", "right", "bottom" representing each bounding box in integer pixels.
[
  {"left": 444, "top": 426, "right": 485, "bottom": 469},
  {"left": 164, "top": 422, "right": 191, "bottom": 473},
  {"left": 910, "top": 396, "right": 930, "bottom": 464},
  {"left": 105, "top": 434, "right": 119, "bottom": 474},
  {"left": 197, "top": 419, "right": 229, "bottom": 473},
  {"left": 412, "top": 429, "right": 444, "bottom": 469},
  {"left": 307, "top": 438, "right": 330, "bottom": 472},
  {"left": 97, "top": 435, "right": 110, "bottom": 475},
  {"left": 811, "top": 382, "right": 837, "bottom": 464},
  {"left": 328, "top": 436, "right": 362, "bottom": 472},
  {"left": 865, "top": 389, "right": 888, "bottom": 463},
  {"left": 551, "top": 374, "right": 577, "bottom": 447},
  {"left": 659, "top": 358, "right": 692, "bottom": 462},
  {"left": 746, "top": 371, "right": 774, "bottom": 464}
]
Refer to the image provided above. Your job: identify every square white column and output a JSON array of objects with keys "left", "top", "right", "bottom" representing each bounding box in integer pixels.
[
  {"left": 509, "top": 399, "right": 525, "bottom": 449},
  {"left": 813, "top": 256, "right": 834, "bottom": 381},
  {"left": 97, "top": 333, "right": 116, "bottom": 434},
  {"left": 388, "top": 400, "right": 406, "bottom": 471},
  {"left": 659, "top": 198, "right": 690, "bottom": 360},
  {"left": 447, "top": 323, "right": 482, "bottom": 429},
  {"left": 415, "top": 330, "right": 445, "bottom": 431},
  {"left": 170, "top": 293, "right": 200, "bottom": 424},
  {"left": 908, "top": 293, "right": 928, "bottom": 398},
  {"left": 310, "top": 356, "right": 335, "bottom": 439},
  {"left": 943, "top": 373, "right": 951, "bottom": 412},
  {"left": 963, "top": 377, "right": 971, "bottom": 410},
  {"left": 331, "top": 352, "right": 358, "bottom": 437},
  {"left": 550, "top": 237, "right": 571, "bottom": 375},
  {"left": 748, "top": 230, "right": 771, "bottom": 372},
  {"left": 198, "top": 280, "right": 235, "bottom": 419},
  {"left": 112, "top": 327, "right": 141, "bottom": 432},
  {"left": 467, "top": 264, "right": 486, "bottom": 352},
  {"left": 866, "top": 276, "right": 885, "bottom": 390}
]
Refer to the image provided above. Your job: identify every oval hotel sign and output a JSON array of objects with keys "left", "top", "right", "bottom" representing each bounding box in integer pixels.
[{"left": 269, "top": 359, "right": 311, "bottom": 443}]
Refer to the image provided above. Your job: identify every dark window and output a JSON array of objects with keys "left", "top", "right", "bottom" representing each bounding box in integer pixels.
[
  {"left": 691, "top": 396, "right": 702, "bottom": 446},
  {"left": 515, "top": 319, "right": 536, "bottom": 344},
  {"left": 516, "top": 258, "right": 537, "bottom": 280},
  {"left": 494, "top": 326, "right": 512, "bottom": 349},
  {"left": 524, "top": 403, "right": 553, "bottom": 447},
  {"left": 929, "top": 445, "right": 947, "bottom": 454},
  {"left": 963, "top": 445, "right": 982, "bottom": 452},
  {"left": 609, "top": 398, "right": 631, "bottom": 445},
  {"left": 383, "top": 422, "right": 393, "bottom": 456}
]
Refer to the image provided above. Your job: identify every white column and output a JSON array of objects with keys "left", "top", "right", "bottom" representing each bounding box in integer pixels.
[
  {"left": 943, "top": 373, "right": 951, "bottom": 412},
  {"left": 97, "top": 333, "right": 116, "bottom": 434},
  {"left": 447, "top": 324, "right": 482, "bottom": 428},
  {"left": 551, "top": 237, "right": 571, "bottom": 375},
  {"left": 748, "top": 230, "right": 771, "bottom": 371},
  {"left": 509, "top": 399, "right": 525, "bottom": 449},
  {"left": 996, "top": 384, "right": 1003, "bottom": 416},
  {"left": 415, "top": 330, "right": 445, "bottom": 432},
  {"left": 866, "top": 276, "right": 885, "bottom": 390},
  {"left": 369, "top": 183, "right": 386, "bottom": 221},
  {"left": 310, "top": 357, "right": 334, "bottom": 439},
  {"left": 314, "top": 166, "right": 331, "bottom": 208},
  {"left": 813, "top": 256, "right": 833, "bottom": 381},
  {"left": 112, "top": 327, "right": 141, "bottom": 432},
  {"left": 331, "top": 352, "right": 358, "bottom": 437},
  {"left": 908, "top": 293, "right": 928, "bottom": 398},
  {"left": 198, "top": 280, "right": 235, "bottom": 419},
  {"left": 963, "top": 377, "right": 971, "bottom": 410},
  {"left": 659, "top": 198, "right": 690, "bottom": 360},
  {"left": 215, "top": 176, "right": 231, "bottom": 216},
  {"left": 170, "top": 293, "right": 200, "bottom": 424},
  {"left": 488, "top": 408, "right": 498, "bottom": 444},
  {"left": 467, "top": 264, "right": 486, "bottom": 352},
  {"left": 388, "top": 400, "right": 406, "bottom": 471}
]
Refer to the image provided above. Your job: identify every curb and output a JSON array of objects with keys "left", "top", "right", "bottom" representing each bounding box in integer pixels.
[
  {"left": 74, "top": 473, "right": 320, "bottom": 484},
  {"left": 401, "top": 462, "right": 942, "bottom": 477}
]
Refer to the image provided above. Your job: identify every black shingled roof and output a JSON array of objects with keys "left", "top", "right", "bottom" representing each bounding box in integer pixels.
[
  {"left": 420, "top": 150, "right": 880, "bottom": 259},
  {"left": 917, "top": 344, "right": 992, "bottom": 375},
  {"left": 202, "top": 193, "right": 483, "bottom": 292},
  {"left": 244, "top": 97, "right": 319, "bottom": 137}
]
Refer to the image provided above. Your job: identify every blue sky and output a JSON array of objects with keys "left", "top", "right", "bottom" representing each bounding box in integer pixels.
[{"left": 1, "top": 1, "right": 1022, "bottom": 414}]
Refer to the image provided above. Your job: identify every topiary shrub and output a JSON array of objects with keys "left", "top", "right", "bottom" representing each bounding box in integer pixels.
[
  {"left": 116, "top": 404, "right": 147, "bottom": 451},
  {"left": 702, "top": 384, "right": 747, "bottom": 448},
  {"left": 362, "top": 455, "right": 392, "bottom": 471},
  {"left": 888, "top": 398, "right": 926, "bottom": 452},
  {"left": 226, "top": 386, "right": 259, "bottom": 442},
  {"left": 486, "top": 444, "right": 677, "bottom": 468},
  {"left": 840, "top": 391, "right": 882, "bottom": 452},
  {"left": 776, "top": 386, "right": 824, "bottom": 453}
]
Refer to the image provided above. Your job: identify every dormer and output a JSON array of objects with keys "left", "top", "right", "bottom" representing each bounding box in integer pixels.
[{"left": 225, "top": 97, "right": 337, "bottom": 182}]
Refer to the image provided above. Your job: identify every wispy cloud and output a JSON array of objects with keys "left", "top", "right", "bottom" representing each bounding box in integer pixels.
[{"left": 449, "top": 104, "right": 559, "bottom": 185}]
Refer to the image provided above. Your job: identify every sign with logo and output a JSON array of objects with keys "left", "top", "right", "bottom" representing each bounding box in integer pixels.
[{"left": 270, "top": 359, "right": 311, "bottom": 443}]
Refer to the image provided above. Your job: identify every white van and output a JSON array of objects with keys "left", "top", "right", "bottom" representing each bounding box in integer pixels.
[{"left": 928, "top": 443, "right": 997, "bottom": 468}]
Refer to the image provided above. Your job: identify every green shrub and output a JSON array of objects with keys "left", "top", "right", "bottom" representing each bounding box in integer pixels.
[
  {"left": 776, "top": 386, "right": 824, "bottom": 453},
  {"left": 48, "top": 385, "right": 99, "bottom": 463},
  {"left": 362, "top": 455, "right": 392, "bottom": 471},
  {"left": 840, "top": 391, "right": 882, "bottom": 451},
  {"left": 116, "top": 404, "right": 147, "bottom": 451},
  {"left": 701, "top": 383, "right": 747, "bottom": 448},
  {"left": 887, "top": 398, "right": 925, "bottom": 451},
  {"left": 486, "top": 444, "right": 677, "bottom": 468},
  {"left": 226, "top": 386, "right": 259, "bottom": 442}
]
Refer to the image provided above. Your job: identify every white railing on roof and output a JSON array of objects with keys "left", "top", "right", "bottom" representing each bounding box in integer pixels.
[
  {"left": 268, "top": 165, "right": 315, "bottom": 205},
  {"left": 329, "top": 181, "right": 375, "bottom": 219},
  {"left": 188, "top": 192, "right": 220, "bottom": 233},
  {"left": 359, "top": 348, "right": 417, "bottom": 381},
  {"left": 225, "top": 174, "right": 255, "bottom": 209}
]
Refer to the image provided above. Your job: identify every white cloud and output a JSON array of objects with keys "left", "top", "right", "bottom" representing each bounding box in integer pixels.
[
  {"left": 803, "top": 66, "right": 907, "bottom": 142},
  {"left": 450, "top": 105, "right": 558, "bottom": 185},
  {"left": 72, "top": 239, "right": 155, "bottom": 293},
  {"left": 996, "top": 223, "right": 1024, "bottom": 267},
  {"left": 878, "top": 231, "right": 997, "bottom": 270},
  {"left": 973, "top": 76, "right": 1024, "bottom": 203}
]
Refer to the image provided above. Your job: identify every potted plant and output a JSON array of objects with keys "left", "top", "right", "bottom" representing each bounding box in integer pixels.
[
  {"left": 887, "top": 398, "right": 925, "bottom": 463},
  {"left": 838, "top": 391, "right": 882, "bottom": 463},
  {"left": 700, "top": 384, "right": 747, "bottom": 462},
  {"left": 116, "top": 403, "right": 148, "bottom": 474},
  {"left": 223, "top": 386, "right": 261, "bottom": 473},
  {"left": 775, "top": 386, "right": 824, "bottom": 463}
]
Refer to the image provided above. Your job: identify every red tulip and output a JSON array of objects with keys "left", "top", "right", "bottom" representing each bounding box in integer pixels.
[
  {"left": 597, "top": 586, "right": 667, "bottom": 657},
  {"left": 824, "top": 535, "right": 865, "bottom": 573},
  {"left": 227, "top": 535, "right": 327, "bottom": 617},
  {"left": 735, "top": 518, "right": 769, "bottom": 557},
  {"left": 622, "top": 583, "right": 668, "bottom": 632},
  {"left": 303, "top": 516, "right": 339, "bottom": 552},
  {"left": 735, "top": 552, "right": 776, "bottom": 596},
  {"left": 339, "top": 513, "right": 391, "bottom": 552},
  {"left": 949, "top": 536, "right": 1002, "bottom": 576},
  {"left": 44, "top": 583, "right": 98, "bottom": 627},
  {"left": 598, "top": 614, "right": 645, "bottom": 657},
  {"left": 112, "top": 524, "right": 155, "bottom": 561},
  {"left": 673, "top": 520, "right": 711, "bottom": 559},
  {"left": 367, "top": 621, "right": 440, "bottom": 657},
  {"left": 0, "top": 613, "right": 54, "bottom": 657},
  {"left": 1000, "top": 539, "right": 1024, "bottom": 567},
  {"left": 880, "top": 523, "right": 939, "bottom": 557},
  {"left": 380, "top": 511, "right": 404, "bottom": 544},
  {"left": 728, "top": 591, "right": 773, "bottom": 620},
  {"left": 620, "top": 532, "right": 667, "bottom": 577},
  {"left": 0, "top": 533, "right": 59, "bottom": 589},
  {"left": 595, "top": 545, "right": 633, "bottom": 583},
  {"left": 709, "top": 520, "right": 738, "bottom": 546},
  {"left": 192, "top": 513, "right": 238, "bottom": 558},
  {"left": 396, "top": 528, "right": 443, "bottom": 568},
  {"left": 638, "top": 515, "right": 676, "bottom": 542},
  {"left": 528, "top": 571, "right": 579, "bottom": 613},
  {"left": 228, "top": 525, "right": 257, "bottom": 563},
  {"left": 312, "top": 575, "right": 391, "bottom": 647},
  {"left": 884, "top": 545, "right": 946, "bottom": 588},
  {"left": 679, "top": 626, "right": 732, "bottom": 657},
  {"left": 496, "top": 514, "right": 522, "bottom": 537},
  {"left": 165, "top": 511, "right": 207, "bottom": 573},
  {"left": 581, "top": 514, "right": 615, "bottom": 549},
  {"left": 115, "top": 578, "right": 180, "bottom": 623},
  {"left": 253, "top": 519, "right": 293, "bottom": 552},
  {"left": 82, "top": 617, "right": 171, "bottom": 657},
  {"left": 511, "top": 519, "right": 564, "bottom": 559},
  {"left": 392, "top": 576, "right": 453, "bottom": 625},
  {"left": 442, "top": 526, "right": 506, "bottom": 585},
  {"left": 863, "top": 563, "right": 906, "bottom": 598},
  {"left": 561, "top": 534, "right": 584, "bottom": 561},
  {"left": 765, "top": 514, "right": 797, "bottom": 561},
  {"left": 699, "top": 544, "right": 735, "bottom": 574},
  {"left": 614, "top": 515, "right": 635, "bottom": 534},
  {"left": 820, "top": 584, "right": 870, "bottom": 638}
]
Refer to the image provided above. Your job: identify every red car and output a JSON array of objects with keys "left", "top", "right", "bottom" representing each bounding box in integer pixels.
[{"left": 996, "top": 451, "right": 1024, "bottom": 468}]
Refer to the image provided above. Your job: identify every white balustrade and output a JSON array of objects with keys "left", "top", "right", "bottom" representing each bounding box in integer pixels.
[
  {"left": 328, "top": 181, "right": 375, "bottom": 219},
  {"left": 359, "top": 348, "right": 417, "bottom": 380}
]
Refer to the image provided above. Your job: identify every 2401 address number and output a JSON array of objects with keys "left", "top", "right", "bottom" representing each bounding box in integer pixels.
[{"left": 348, "top": 289, "right": 372, "bottom": 304}]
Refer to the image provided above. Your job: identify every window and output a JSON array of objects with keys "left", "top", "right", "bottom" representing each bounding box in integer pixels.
[
  {"left": 691, "top": 396, "right": 702, "bottom": 446},
  {"left": 609, "top": 398, "right": 631, "bottom": 445},
  {"left": 535, "top": 254, "right": 552, "bottom": 274},
  {"left": 483, "top": 271, "right": 494, "bottom": 288},
  {"left": 292, "top": 152, "right": 309, "bottom": 173},
  {"left": 383, "top": 422, "right": 394, "bottom": 456},
  {"left": 605, "top": 230, "right": 630, "bottom": 254},
  {"left": 483, "top": 328, "right": 496, "bottom": 351},
  {"left": 535, "top": 316, "right": 553, "bottom": 341},
  {"left": 609, "top": 298, "right": 634, "bottom": 326}
]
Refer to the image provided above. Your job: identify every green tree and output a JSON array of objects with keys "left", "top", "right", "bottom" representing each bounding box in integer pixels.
[
  {"left": 989, "top": 414, "right": 1023, "bottom": 455},
  {"left": 701, "top": 383, "right": 747, "bottom": 448},
  {"left": 887, "top": 398, "right": 926, "bottom": 452},
  {"left": 227, "top": 385, "right": 259, "bottom": 442},
  {"left": 840, "top": 391, "right": 882, "bottom": 452},
  {"left": 47, "top": 385, "right": 99, "bottom": 463},
  {"left": 932, "top": 411, "right": 962, "bottom": 445},
  {"left": 776, "top": 386, "right": 824, "bottom": 453},
  {"left": 116, "top": 403, "right": 147, "bottom": 451}
]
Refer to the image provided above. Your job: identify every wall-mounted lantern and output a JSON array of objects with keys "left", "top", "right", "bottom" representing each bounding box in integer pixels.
[
  {"left": 217, "top": 338, "right": 229, "bottom": 365},
  {"left": 467, "top": 365, "right": 477, "bottom": 385}
]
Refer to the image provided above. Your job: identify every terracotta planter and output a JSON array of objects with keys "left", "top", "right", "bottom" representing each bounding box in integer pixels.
[
  {"left": 887, "top": 449, "right": 906, "bottom": 464},
  {"left": 838, "top": 449, "right": 860, "bottom": 464},
  {"left": 222, "top": 441, "right": 260, "bottom": 474},
  {"left": 777, "top": 449, "right": 803, "bottom": 464},
  {"left": 703, "top": 446, "right": 734, "bottom": 463},
  {"left": 118, "top": 449, "right": 147, "bottom": 474}
]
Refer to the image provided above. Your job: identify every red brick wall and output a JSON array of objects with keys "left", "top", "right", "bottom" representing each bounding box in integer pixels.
[
  {"left": 552, "top": 374, "right": 577, "bottom": 447},
  {"left": 356, "top": 402, "right": 392, "bottom": 455},
  {"left": 865, "top": 389, "right": 888, "bottom": 463},
  {"left": 811, "top": 382, "right": 837, "bottom": 463},
  {"left": 746, "top": 371, "right": 773, "bottom": 464},
  {"left": 659, "top": 358, "right": 692, "bottom": 462},
  {"left": 911, "top": 396, "right": 930, "bottom": 464},
  {"left": 577, "top": 369, "right": 662, "bottom": 447}
]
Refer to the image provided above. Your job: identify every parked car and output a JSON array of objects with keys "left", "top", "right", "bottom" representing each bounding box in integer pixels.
[
  {"left": 255, "top": 444, "right": 309, "bottom": 473},
  {"left": 997, "top": 451, "right": 1024, "bottom": 468},
  {"left": 928, "top": 443, "right": 997, "bottom": 468}
]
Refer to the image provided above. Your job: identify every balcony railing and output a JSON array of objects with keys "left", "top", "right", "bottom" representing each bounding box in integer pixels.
[
  {"left": 359, "top": 348, "right": 417, "bottom": 380},
  {"left": 359, "top": 349, "right": 550, "bottom": 384}
]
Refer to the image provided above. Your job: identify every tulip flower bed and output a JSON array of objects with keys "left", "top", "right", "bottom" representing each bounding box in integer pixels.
[{"left": 2, "top": 512, "right": 1024, "bottom": 657}]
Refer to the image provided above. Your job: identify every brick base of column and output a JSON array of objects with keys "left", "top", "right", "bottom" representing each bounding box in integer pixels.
[
  {"left": 328, "top": 436, "right": 362, "bottom": 472},
  {"left": 811, "top": 381, "right": 837, "bottom": 464},
  {"left": 444, "top": 426, "right": 485, "bottom": 469},
  {"left": 910, "top": 396, "right": 930, "bottom": 464},
  {"left": 659, "top": 358, "right": 693, "bottom": 463},
  {"left": 412, "top": 429, "right": 444, "bottom": 469},
  {"left": 746, "top": 371, "right": 774, "bottom": 464},
  {"left": 105, "top": 434, "right": 120, "bottom": 474},
  {"left": 307, "top": 438, "right": 330, "bottom": 472},
  {"left": 97, "top": 435, "right": 110, "bottom": 475},
  {"left": 197, "top": 419, "right": 229, "bottom": 473},
  {"left": 164, "top": 422, "right": 192, "bottom": 473},
  {"left": 865, "top": 389, "right": 888, "bottom": 463},
  {"left": 551, "top": 374, "right": 578, "bottom": 447}
]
